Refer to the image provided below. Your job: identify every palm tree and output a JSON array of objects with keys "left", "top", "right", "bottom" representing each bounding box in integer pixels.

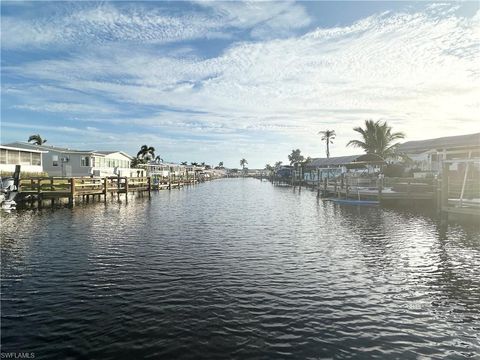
[
  {"left": 218, "top": 161, "right": 224, "bottom": 168},
  {"left": 181, "top": 161, "right": 188, "bottom": 166},
  {"left": 274, "top": 161, "right": 283, "bottom": 170},
  {"left": 154, "top": 155, "right": 163, "bottom": 163},
  {"left": 137, "top": 145, "right": 155, "bottom": 160},
  {"left": 288, "top": 149, "right": 304, "bottom": 165},
  {"left": 318, "top": 130, "right": 335, "bottom": 158},
  {"left": 131, "top": 157, "right": 145, "bottom": 168},
  {"left": 240, "top": 158, "right": 248, "bottom": 169},
  {"left": 28, "top": 134, "right": 47, "bottom": 145},
  {"left": 347, "top": 120, "right": 405, "bottom": 160},
  {"left": 300, "top": 157, "right": 311, "bottom": 168},
  {"left": 190, "top": 162, "right": 199, "bottom": 166}
]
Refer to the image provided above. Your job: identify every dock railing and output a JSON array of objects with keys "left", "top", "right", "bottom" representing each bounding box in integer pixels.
[{"left": 18, "top": 176, "right": 152, "bottom": 207}]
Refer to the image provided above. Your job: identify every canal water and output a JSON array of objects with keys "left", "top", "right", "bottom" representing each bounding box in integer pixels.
[{"left": 1, "top": 178, "right": 479, "bottom": 359}]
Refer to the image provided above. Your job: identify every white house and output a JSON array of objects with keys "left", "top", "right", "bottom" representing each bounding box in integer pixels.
[
  {"left": 0, "top": 145, "right": 45, "bottom": 174},
  {"left": 6, "top": 142, "right": 135, "bottom": 177},
  {"left": 142, "top": 161, "right": 188, "bottom": 178},
  {"left": 397, "top": 133, "right": 480, "bottom": 173}
]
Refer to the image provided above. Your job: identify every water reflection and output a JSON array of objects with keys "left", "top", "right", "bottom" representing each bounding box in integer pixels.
[{"left": 1, "top": 179, "right": 479, "bottom": 359}]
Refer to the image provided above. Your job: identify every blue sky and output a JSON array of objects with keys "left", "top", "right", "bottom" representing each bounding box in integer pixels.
[{"left": 1, "top": 1, "right": 479, "bottom": 168}]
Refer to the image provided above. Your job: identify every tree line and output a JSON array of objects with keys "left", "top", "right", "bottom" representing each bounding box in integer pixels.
[
  {"left": 264, "top": 119, "right": 405, "bottom": 172},
  {"left": 26, "top": 119, "right": 404, "bottom": 172}
]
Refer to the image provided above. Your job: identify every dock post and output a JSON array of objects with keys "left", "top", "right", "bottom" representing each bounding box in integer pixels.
[
  {"left": 103, "top": 177, "right": 108, "bottom": 203},
  {"left": 125, "top": 177, "right": 129, "bottom": 203},
  {"left": 36, "top": 178, "right": 44, "bottom": 209},
  {"left": 441, "top": 162, "right": 449, "bottom": 224},
  {"left": 50, "top": 177, "right": 54, "bottom": 207},
  {"left": 117, "top": 175, "right": 120, "bottom": 202},
  {"left": 317, "top": 169, "right": 320, "bottom": 197},
  {"left": 69, "top": 178, "right": 76, "bottom": 207},
  {"left": 148, "top": 177, "right": 152, "bottom": 198}
]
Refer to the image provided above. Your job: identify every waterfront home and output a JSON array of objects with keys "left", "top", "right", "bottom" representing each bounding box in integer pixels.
[
  {"left": 0, "top": 145, "right": 45, "bottom": 175},
  {"left": 6, "top": 142, "right": 135, "bottom": 177},
  {"left": 398, "top": 133, "right": 480, "bottom": 175},
  {"left": 142, "top": 161, "right": 190, "bottom": 178},
  {"left": 276, "top": 165, "right": 294, "bottom": 179},
  {"left": 142, "top": 162, "right": 193, "bottom": 184},
  {"left": 303, "top": 154, "right": 385, "bottom": 184}
]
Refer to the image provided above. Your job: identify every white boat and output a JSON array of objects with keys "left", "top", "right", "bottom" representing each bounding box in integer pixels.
[{"left": 0, "top": 177, "right": 18, "bottom": 211}]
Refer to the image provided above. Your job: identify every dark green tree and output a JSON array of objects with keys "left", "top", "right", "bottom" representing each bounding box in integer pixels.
[
  {"left": 28, "top": 134, "right": 47, "bottom": 145},
  {"left": 347, "top": 120, "right": 405, "bottom": 160}
]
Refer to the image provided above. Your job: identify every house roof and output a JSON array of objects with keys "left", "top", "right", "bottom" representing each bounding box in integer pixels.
[
  {"left": 5, "top": 142, "right": 133, "bottom": 158},
  {"left": 6, "top": 142, "right": 97, "bottom": 154},
  {"left": 397, "top": 133, "right": 480, "bottom": 153},
  {"left": 95, "top": 150, "right": 134, "bottom": 159},
  {"left": 306, "top": 154, "right": 385, "bottom": 168},
  {"left": 0, "top": 145, "right": 45, "bottom": 153}
]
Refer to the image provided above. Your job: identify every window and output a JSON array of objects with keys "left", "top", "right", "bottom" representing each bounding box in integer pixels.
[
  {"left": 20, "top": 151, "right": 32, "bottom": 165},
  {"left": 81, "top": 156, "right": 90, "bottom": 167},
  {"left": 7, "top": 150, "right": 19, "bottom": 164},
  {"left": 32, "top": 153, "right": 41, "bottom": 166},
  {"left": 0, "top": 149, "right": 6, "bottom": 164},
  {"left": 52, "top": 155, "right": 59, "bottom": 166}
]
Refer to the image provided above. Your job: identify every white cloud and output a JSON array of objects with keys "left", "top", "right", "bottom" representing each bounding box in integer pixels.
[
  {"left": 197, "top": 1, "right": 311, "bottom": 38},
  {"left": 2, "top": 4, "right": 479, "bottom": 166},
  {"left": 1, "top": 3, "right": 224, "bottom": 48},
  {"left": 1, "top": 1, "right": 311, "bottom": 49},
  {"left": 14, "top": 102, "right": 121, "bottom": 115}
]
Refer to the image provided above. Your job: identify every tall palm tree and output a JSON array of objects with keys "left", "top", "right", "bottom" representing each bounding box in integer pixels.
[
  {"left": 28, "top": 134, "right": 47, "bottom": 145},
  {"left": 240, "top": 158, "right": 248, "bottom": 169},
  {"left": 180, "top": 161, "right": 188, "bottom": 166},
  {"left": 274, "top": 161, "right": 282, "bottom": 170},
  {"left": 154, "top": 155, "right": 163, "bottom": 163},
  {"left": 137, "top": 145, "right": 155, "bottom": 160},
  {"left": 347, "top": 120, "right": 405, "bottom": 160},
  {"left": 318, "top": 130, "right": 335, "bottom": 158}
]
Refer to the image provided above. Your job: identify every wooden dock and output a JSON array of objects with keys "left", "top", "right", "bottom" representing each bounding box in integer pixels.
[
  {"left": 17, "top": 176, "right": 152, "bottom": 208},
  {"left": 438, "top": 160, "right": 480, "bottom": 223},
  {"left": 292, "top": 176, "right": 437, "bottom": 203},
  {"left": 261, "top": 165, "right": 479, "bottom": 222},
  {"left": 15, "top": 176, "right": 203, "bottom": 209}
]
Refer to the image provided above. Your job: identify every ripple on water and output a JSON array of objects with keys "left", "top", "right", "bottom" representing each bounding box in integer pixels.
[{"left": 1, "top": 179, "right": 480, "bottom": 359}]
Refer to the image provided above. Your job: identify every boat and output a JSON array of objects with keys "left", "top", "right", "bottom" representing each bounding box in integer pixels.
[
  {"left": 0, "top": 165, "right": 20, "bottom": 211},
  {"left": 0, "top": 177, "right": 18, "bottom": 211},
  {"left": 331, "top": 198, "right": 379, "bottom": 206}
]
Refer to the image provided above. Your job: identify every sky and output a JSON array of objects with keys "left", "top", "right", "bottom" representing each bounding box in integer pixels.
[{"left": 1, "top": 1, "right": 479, "bottom": 168}]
